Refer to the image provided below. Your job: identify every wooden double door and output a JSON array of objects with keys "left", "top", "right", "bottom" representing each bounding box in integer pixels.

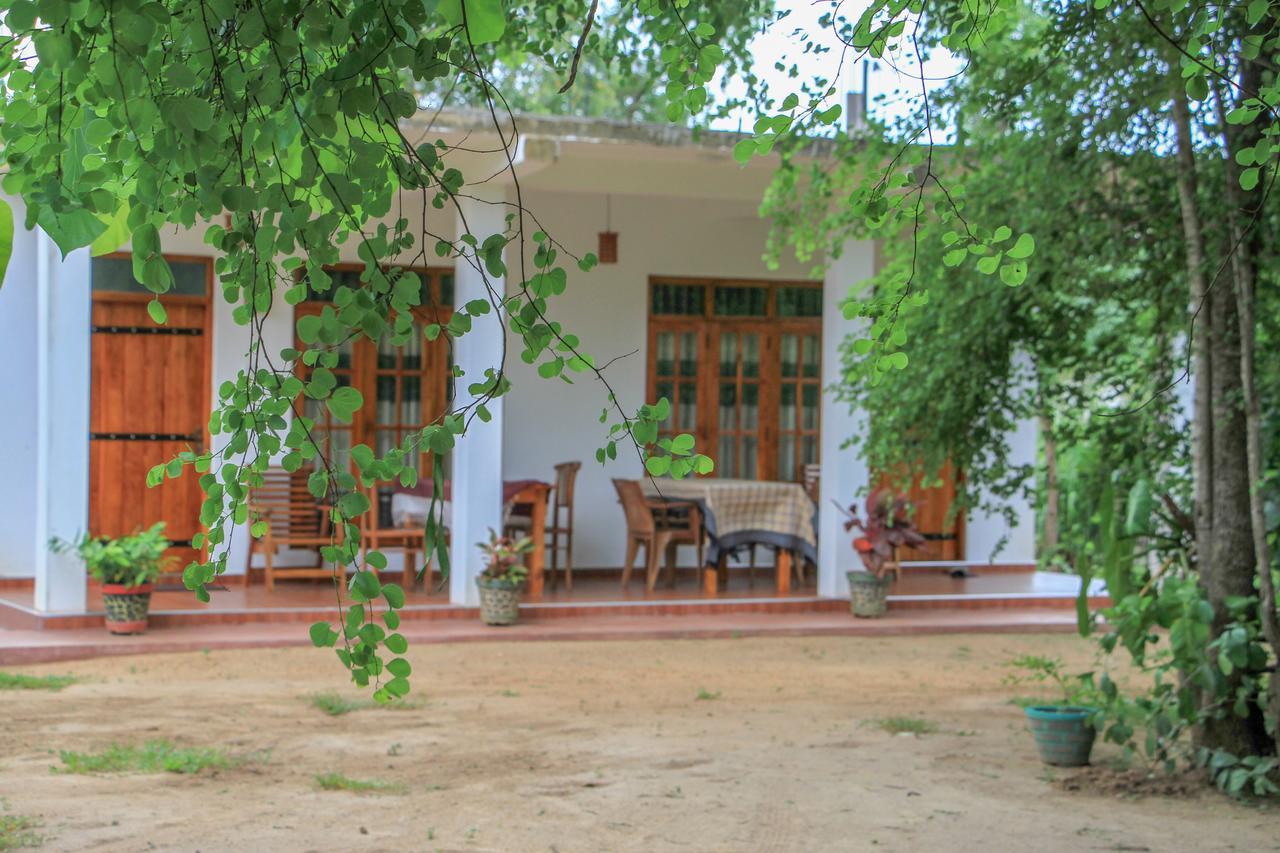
[
  {"left": 649, "top": 320, "right": 822, "bottom": 484},
  {"left": 89, "top": 257, "right": 212, "bottom": 572}
]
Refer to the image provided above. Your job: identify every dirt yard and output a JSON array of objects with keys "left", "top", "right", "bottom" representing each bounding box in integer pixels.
[{"left": 1, "top": 633, "right": 1275, "bottom": 852}]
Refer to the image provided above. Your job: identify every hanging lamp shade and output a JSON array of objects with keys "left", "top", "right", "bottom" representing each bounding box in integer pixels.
[{"left": 597, "top": 194, "right": 618, "bottom": 263}]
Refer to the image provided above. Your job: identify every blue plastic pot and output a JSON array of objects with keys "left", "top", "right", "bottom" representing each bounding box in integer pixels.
[{"left": 1024, "top": 705, "right": 1096, "bottom": 767}]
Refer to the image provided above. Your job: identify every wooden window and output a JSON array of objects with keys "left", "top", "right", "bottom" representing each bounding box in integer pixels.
[
  {"left": 646, "top": 278, "right": 821, "bottom": 483},
  {"left": 295, "top": 265, "right": 454, "bottom": 527}
]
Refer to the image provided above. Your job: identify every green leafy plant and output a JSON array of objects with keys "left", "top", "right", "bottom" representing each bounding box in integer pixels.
[
  {"left": 1003, "top": 655, "right": 1091, "bottom": 707},
  {"left": 49, "top": 523, "right": 171, "bottom": 586},
  {"left": 0, "top": 672, "right": 77, "bottom": 691},
  {"left": 871, "top": 716, "right": 938, "bottom": 736},
  {"left": 477, "top": 530, "right": 534, "bottom": 586},
  {"left": 55, "top": 740, "right": 231, "bottom": 775},
  {"left": 314, "top": 772, "right": 403, "bottom": 794},
  {"left": 0, "top": 811, "right": 42, "bottom": 851}
]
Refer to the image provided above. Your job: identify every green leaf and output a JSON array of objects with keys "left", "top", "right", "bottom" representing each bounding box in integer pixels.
[
  {"left": 351, "top": 570, "right": 381, "bottom": 602},
  {"left": 385, "top": 633, "right": 408, "bottom": 654},
  {"left": 999, "top": 261, "right": 1028, "bottom": 287},
  {"left": 0, "top": 198, "right": 12, "bottom": 287},
  {"left": 733, "top": 138, "right": 756, "bottom": 165},
  {"left": 91, "top": 205, "right": 131, "bottom": 257},
  {"left": 645, "top": 455, "right": 672, "bottom": 476},
  {"left": 309, "top": 622, "right": 335, "bottom": 647},
  {"left": 1239, "top": 167, "right": 1260, "bottom": 191},
  {"left": 326, "top": 387, "right": 364, "bottom": 423},
  {"left": 1006, "top": 233, "right": 1035, "bottom": 259},
  {"left": 386, "top": 658, "right": 412, "bottom": 678},
  {"left": 147, "top": 299, "right": 168, "bottom": 325},
  {"left": 438, "top": 0, "right": 506, "bottom": 45},
  {"left": 382, "top": 583, "right": 406, "bottom": 609}
]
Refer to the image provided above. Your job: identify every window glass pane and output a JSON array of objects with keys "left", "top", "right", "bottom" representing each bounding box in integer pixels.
[
  {"left": 780, "top": 385, "right": 797, "bottom": 430},
  {"left": 377, "top": 335, "right": 397, "bottom": 369},
  {"left": 713, "top": 286, "right": 767, "bottom": 316},
  {"left": 655, "top": 332, "right": 675, "bottom": 376},
  {"left": 719, "top": 335, "right": 737, "bottom": 377},
  {"left": 677, "top": 383, "right": 697, "bottom": 431},
  {"left": 741, "top": 436, "right": 757, "bottom": 479},
  {"left": 376, "top": 377, "right": 396, "bottom": 425},
  {"left": 719, "top": 383, "right": 737, "bottom": 430},
  {"left": 776, "top": 286, "right": 822, "bottom": 317},
  {"left": 718, "top": 435, "right": 737, "bottom": 479},
  {"left": 780, "top": 334, "right": 798, "bottom": 378},
  {"left": 91, "top": 257, "right": 208, "bottom": 295},
  {"left": 651, "top": 283, "right": 704, "bottom": 315},
  {"left": 778, "top": 436, "right": 797, "bottom": 482},
  {"left": 802, "top": 335, "right": 820, "bottom": 378},
  {"left": 742, "top": 334, "right": 760, "bottom": 378},
  {"left": 401, "top": 376, "right": 421, "bottom": 425},
  {"left": 742, "top": 384, "right": 759, "bottom": 430},
  {"left": 802, "top": 435, "right": 818, "bottom": 465},
  {"left": 679, "top": 332, "right": 698, "bottom": 376},
  {"left": 802, "top": 385, "right": 819, "bottom": 430},
  {"left": 439, "top": 274, "right": 455, "bottom": 307}
]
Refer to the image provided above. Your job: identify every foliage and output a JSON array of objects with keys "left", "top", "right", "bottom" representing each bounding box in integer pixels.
[
  {"left": 308, "top": 691, "right": 416, "bottom": 716},
  {"left": 0, "top": 672, "right": 77, "bottom": 691},
  {"left": 49, "top": 523, "right": 171, "bottom": 586},
  {"left": 55, "top": 740, "right": 232, "bottom": 775},
  {"left": 840, "top": 489, "right": 925, "bottom": 577},
  {"left": 0, "top": 812, "right": 41, "bottom": 852},
  {"left": 871, "top": 716, "right": 937, "bottom": 736},
  {"left": 1003, "top": 655, "right": 1091, "bottom": 708},
  {"left": 314, "top": 772, "right": 404, "bottom": 794},
  {"left": 476, "top": 529, "right": 534, "bottom": 585}
]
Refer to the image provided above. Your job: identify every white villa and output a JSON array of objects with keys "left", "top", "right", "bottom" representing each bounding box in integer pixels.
[{"left": 0, "top": 109, "right": 1039, "bottom": 621}]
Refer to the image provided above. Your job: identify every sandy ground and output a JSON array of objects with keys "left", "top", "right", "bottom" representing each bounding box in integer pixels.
[{"left": 0, "top": 633, "right": 1276, "bottom": 852}]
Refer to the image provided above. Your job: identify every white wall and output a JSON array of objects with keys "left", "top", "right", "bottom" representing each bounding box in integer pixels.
[
  {"left": 964, "top": 410, "right": 1038, "bottom": 563},
  {"left": 501, "top": 189, "right": 815, "bottom": 569}
]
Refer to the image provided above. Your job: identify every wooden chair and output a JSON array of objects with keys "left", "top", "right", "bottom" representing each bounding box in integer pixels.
[
  {"left": 613, "top": 479, "right": 704, "bottom": 592},
  {"left": 360, "top": 484, "right": 428, "bottom": 592},
  {"left": 803, "top": 463, "right": 821, "bottom": 505},
  {"left": 245, "top": 467, "right": 343, "bottom": 591},
  {"left": 547, "top": 462, "right": 581, "bottom": 591}
]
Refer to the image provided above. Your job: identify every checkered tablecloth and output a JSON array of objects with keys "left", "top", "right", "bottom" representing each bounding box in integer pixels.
[{"left": 641, "top": 478, "right": 817, "bottom": 566}]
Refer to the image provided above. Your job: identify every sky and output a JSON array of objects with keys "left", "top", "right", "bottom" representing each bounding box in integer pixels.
[{"left": 716, "top": 0, "right": 963, "bottom": 136}]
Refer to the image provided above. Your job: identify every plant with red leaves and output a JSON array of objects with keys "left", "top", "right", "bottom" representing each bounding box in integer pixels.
[{"left": 841, "top": 489, "right": 927, "bottom": 577}]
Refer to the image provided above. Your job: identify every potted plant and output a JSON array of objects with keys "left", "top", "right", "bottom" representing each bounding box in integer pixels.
[
  {"left": 475, "top": 529, "right": 534, "bottom": 626},
  {"left": 840, "top": 489, "right": 926, "bottom": 618},
  {"left": 1006, "top": 655, "right": 1097, "bottom": 767},
  {"left": 50, "top": 523, "right": 171, "bottom": 634}
]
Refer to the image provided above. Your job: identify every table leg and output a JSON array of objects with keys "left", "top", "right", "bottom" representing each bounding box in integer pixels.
[
  {"left": 527, "top": 493, "right": 548, "bottom": 600},
  {"left": 775, "top": 549, "right": 792, "bottom": 595},
  {"left": 703, "top": 555, "right": 721, "bottom": 597}
]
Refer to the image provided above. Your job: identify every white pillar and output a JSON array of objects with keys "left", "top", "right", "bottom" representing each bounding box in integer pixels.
[
  {"left": 817, "top": 239, "right": 875, "bottom": 598},
  {"left": 31, "top": 222, "right": 91, "bottom": 612},
  {"left": 448, "top": 187, "right": 508, "bottom": 605}
]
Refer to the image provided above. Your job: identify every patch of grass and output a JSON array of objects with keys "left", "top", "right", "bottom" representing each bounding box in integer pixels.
[
  {"left": 0, "top": 813, "right": 43, "bottom": 851},
  {"left": 695, "top": 688, "right": 721, "bottom": 701},
  {"left": 307, "top": 692, "right": 418, "bottom": 716},
  {"left": 55, "top": 740, "right": 232, "bottom": 775},
  {"left": 870, "top": 716, "right": 938, "bottom": 736},
  {"left": 314, "top": 772, "right": 404, "bottom": 794},
  {"left": 0, "top": 672, "right": 77, "bottom": 691}
]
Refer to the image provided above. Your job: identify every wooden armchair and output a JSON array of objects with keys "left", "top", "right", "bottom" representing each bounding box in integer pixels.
[
  {"left": 548, "top": 461, "right": 581, "bottom": 591},
  {"left": 245, "top": 467, "right": 343, "bottom": 591},
  {"left": 613, "top": 479, "right": 704, "bottom": 592},
  {"left": 360, "top": 484, "right": 428, "bottom": 591}
]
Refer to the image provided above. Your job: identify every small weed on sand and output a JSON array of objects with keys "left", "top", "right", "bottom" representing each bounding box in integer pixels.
[
  {"left": 0, "top": 812, "right": 42, "bottom": 850},
  {"left": 315, "top": 773, "right": 403, "bottom": 794},
  {"left": 0, "top": 672, "right": 77, "bottom": 691},
  {"left": 695, "top": 688, "right": 721, "bottom": 701},
  {"left": 870, "top": 716, "right": 938, "bottom": 736},
  {"left": 308, "top": 692, "right": 417, "bottom": 716},
  {"left": 55, "top": 740, "right": 232, "bottom": 775}
]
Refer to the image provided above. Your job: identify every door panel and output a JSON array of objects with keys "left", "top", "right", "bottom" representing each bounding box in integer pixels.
[
  {"left": 89, "top": 282, "right": 210, "bottom": 572},
  {"left": 892, "top": 462, "right": 963, "bottom": 561}
]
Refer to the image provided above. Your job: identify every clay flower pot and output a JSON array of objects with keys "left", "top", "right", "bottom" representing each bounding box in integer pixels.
[
  {"left": 476, "top": 577, "right": 522, "bottom": 626},
  {"left": 847, "top": 570, "right": 891, "bottom": 618},
  {"left": 101, "top": 583, "right": 154, "bottom": 634}
]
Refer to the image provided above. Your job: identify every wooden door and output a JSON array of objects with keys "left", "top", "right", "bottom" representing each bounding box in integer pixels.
[
  {"left": 712, "top": 324, "right": 771, "bottom": 480},
  {"left": 89, "top": 260, "right": 211, "bottom": 573},
  {"left": 895, "top": 461, "right": 963, "bottom": 561}
]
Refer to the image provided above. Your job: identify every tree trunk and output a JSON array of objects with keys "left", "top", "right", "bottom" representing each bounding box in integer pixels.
[
  {"left": 1169, "top": 88, "right": 1271, "bottom": 755},
  {"left": 1214, "top": 61, "right": 1280, "bottom": 743}
]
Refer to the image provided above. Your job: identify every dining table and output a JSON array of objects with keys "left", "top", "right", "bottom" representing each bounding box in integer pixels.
[{"left": 641, "top": 478, "right": 818, "bottom": 595}]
